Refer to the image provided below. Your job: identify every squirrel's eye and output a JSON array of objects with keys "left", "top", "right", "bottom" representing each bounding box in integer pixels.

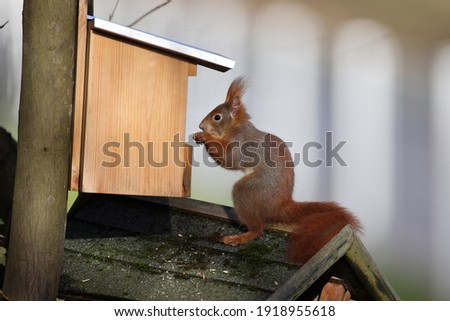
[{"left": 214, "top": 114, "right": 222, "bottom": 121}]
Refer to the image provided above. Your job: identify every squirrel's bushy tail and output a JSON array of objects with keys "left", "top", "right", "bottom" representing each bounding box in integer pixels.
[{"left": 283, "top": 202, "right": 362, "bottom": 264}]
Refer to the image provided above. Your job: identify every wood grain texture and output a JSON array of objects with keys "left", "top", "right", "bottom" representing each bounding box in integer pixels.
[
  {"left": 267, "top": 225, "right": 354, "bottom": 301},
  {"left": 345, "top": 235, "right": 400, "bottom": 300},
  {"left": 319, "top": 277, "right": 351, "bottom": 301},
  {"left": 70, "top": 0, "right": 88, "bottom": 191},
  {"left": 80, "top": 31, "right": 194, "bottom": 196}
]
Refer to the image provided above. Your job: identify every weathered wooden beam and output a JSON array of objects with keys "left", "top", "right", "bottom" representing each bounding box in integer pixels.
[
  {"left": 267, "top": 225, "right": 354, "bottom": 301},
  {"left": 345, "top": 235, "right": 400, "bottom": 300},
  {"left": 134, "top": 196, "right": 294, "bottom": 233}
]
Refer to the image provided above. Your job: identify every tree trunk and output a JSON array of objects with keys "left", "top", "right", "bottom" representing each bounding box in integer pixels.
[{"left": 3, "top": 0, "right": 77, "bottom": 300}]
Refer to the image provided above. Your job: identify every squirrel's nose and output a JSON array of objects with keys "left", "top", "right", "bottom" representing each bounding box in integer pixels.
[{"left": 199, "top": 122, "right": 205, "bottom": 131}]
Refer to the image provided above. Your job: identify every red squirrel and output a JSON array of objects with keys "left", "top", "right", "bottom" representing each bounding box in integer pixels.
[{"left": 193, "top": 77, "right": 362, "bottom": 264}]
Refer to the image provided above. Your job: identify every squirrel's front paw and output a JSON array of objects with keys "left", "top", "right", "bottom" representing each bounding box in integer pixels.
[{"left": 193, "top": 131, "right": 206, "bottom": 144}]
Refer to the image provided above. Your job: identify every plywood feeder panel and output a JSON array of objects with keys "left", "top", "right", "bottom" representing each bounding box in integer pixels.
[
  {"left": 82, "top": 32, "right": 194, "bottom": 196},
  {"left": 70, "top": 17, "right": 234, "bottom": 197}
]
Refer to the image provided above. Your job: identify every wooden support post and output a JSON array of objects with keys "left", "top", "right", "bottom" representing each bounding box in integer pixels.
[{"left": 2, "top": 0, "right": 77, "bottom": 300}]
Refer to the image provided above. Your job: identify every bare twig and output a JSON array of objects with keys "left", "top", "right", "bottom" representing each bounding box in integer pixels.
[
  {"left": 0, "top": 20, "right": 9, "bottom": 29},
  {"left": 109, "top": 0, "right": 120, "bottom": 21},
  {"left": 128, "top": 0, "right": 171, "bottom": 27}
]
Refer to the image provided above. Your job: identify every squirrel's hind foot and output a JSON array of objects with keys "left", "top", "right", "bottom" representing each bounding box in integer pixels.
[{"left": 222, "top": 230, "right": 263, "bottom": 246}]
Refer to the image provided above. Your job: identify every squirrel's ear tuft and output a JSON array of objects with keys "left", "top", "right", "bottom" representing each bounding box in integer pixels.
[
  {"left": 226, "top": 76, "right": 248, "bottom": 117},
  {"left": 225, "top": 76, "right": 248, "bottom": 103}
]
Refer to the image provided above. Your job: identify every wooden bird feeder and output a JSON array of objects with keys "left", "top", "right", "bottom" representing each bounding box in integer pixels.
[
  {"left": 70, "top": 13, "right": 234, "bottom": 197},
  {"left": 63, "top": 3, "right": 399, "bottom": 302}
]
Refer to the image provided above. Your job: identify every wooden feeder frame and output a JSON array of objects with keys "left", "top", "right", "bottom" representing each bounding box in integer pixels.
[{"left": 70, "top": 5, "right": 234, "bottom": 197}]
